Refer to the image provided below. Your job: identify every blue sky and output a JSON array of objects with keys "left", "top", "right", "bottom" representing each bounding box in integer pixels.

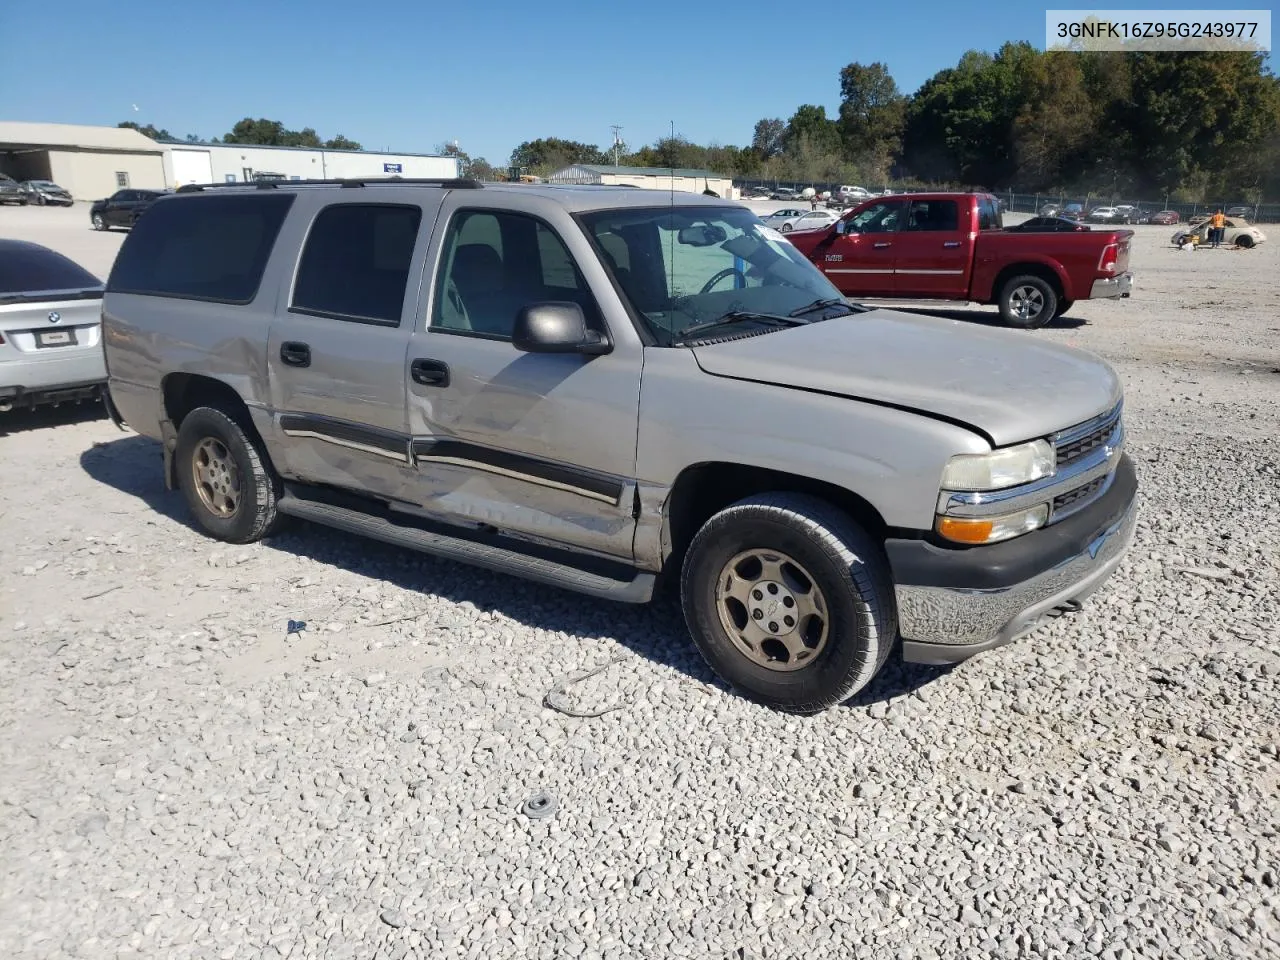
[{"left": 2, "top": 1, "right": 1271, "bottom": 164}]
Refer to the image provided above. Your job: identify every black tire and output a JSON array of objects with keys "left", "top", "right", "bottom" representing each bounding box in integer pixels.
[
  {"left": 91, "top": 213, "right": 107, "bottom": 231},
  {"left": 680, "top": 492, "right": 897, "bottom": 714},
  {"left": 1235, "top": 235, "right": 1255, "bottom": 249},
  {"left": 1055, "top": 299, "right": 1074, "bottom": 318},
  {"left": 175, "top": 406, "right": 282, "bottom": 544},
  {"left": 997, "top": 274, "right": 1057, "bottom": 329},
  {"left": 780, "top": 222, "right": 793, "bottom": 233}
]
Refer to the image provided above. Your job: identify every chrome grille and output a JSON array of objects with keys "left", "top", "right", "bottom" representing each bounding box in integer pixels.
[
  {"left": 1053, "top": 475, "right": 1105, "bottom": 513},
  {"left": 1055, "top": 403, "right": 1122, "bottom": 469}
]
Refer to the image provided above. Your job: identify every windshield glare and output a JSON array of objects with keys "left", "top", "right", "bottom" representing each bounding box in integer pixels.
[{"left": 579, "top": 205, "right": 847, "bottom": 345}]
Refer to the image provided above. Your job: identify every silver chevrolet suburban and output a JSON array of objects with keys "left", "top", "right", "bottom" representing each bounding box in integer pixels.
[{"left": 101, "top": 178, "right": 1137, "bottom": 713}]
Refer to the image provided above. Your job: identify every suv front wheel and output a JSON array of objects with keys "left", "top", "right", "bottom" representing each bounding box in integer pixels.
[
  {"left": 680, "top": 492, "right": 897, "bottom": 713},
  {"left": 175, "top": 406, "right": 282, "bottom": 544}
]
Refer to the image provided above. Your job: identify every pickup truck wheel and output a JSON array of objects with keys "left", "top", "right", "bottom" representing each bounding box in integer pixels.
[
  {"left": 1055, "top": 299, "right": 1074, "bottom": 318},
  {"left": 998, "top": 275, "right": 1057, "bottom": 329},
  {"left": 175, "top": 406, "right": 282, "bottom": 544},
  {"left": 680, "top": 492, "right": 896, "bottom": 714}
]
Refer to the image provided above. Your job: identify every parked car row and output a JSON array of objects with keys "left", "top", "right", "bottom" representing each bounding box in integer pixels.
[{"left": 0, "top": 176, "right": 74, "bottom": 206}]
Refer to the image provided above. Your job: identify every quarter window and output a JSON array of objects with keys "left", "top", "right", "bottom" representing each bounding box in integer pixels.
[
  {"left": 291, "top": 203, "right": 422, "bottom": 326},
  {"left": 107, "top": 193, "right": 294, "bottom": 303},
  {"left": 431, "top": 210, "right": 598, "bottom": 339}
]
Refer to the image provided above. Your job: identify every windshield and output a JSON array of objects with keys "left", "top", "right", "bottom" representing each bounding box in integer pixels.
[{"left": 578, "top": 205, "right": 850, "bottom": 346}]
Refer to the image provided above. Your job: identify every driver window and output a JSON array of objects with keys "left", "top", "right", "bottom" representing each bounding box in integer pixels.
[
  {"left": 850, "top": 201, "right": 903, "bottom": 233},
  {"left": 431, "top": 210, "right": 598, "bottom": 339}
]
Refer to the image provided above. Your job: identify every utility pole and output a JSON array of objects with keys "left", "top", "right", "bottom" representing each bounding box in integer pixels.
[{"left": 610, "top": 125, "right": 622, "bottom": 167}]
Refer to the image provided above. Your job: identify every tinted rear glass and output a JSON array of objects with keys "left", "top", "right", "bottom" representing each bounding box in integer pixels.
[
  {"left": 291, "top": 203, "right": 422, "bottom": 325},
  {"left": 0, "top": 244, "right": 101, "bottom": 296},
  {"left": 108, "top": 193, "right": 294, "bottom": 303}
]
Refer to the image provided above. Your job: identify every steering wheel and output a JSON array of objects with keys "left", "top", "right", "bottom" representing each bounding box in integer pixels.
[{"left": 699, "top": 267, "right": 748, "bottom": 295}]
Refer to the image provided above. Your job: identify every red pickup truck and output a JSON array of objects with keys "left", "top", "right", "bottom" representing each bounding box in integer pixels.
[{"left": 782, "top": 192, "right": 1133, "bottom": 328}]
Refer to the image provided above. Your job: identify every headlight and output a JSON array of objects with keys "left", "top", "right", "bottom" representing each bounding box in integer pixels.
[
  {"left": 940, "top": 439, "right": 1055, "bottom": 492},
  {"left": 937, "top": 504, "right": 1049, "bottom": 545}
]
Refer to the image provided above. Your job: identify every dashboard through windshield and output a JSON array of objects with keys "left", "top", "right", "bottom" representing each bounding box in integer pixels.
[{"left": 577, "top": 205, "right": 852, "bottom": 345}]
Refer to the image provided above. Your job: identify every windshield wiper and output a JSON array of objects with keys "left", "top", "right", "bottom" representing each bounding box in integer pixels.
[
  {"left": 788, "top": 297, "right": 857, "bottom": 318},
  {"left": 672, "top": 311, "right": 807, "bottom": 343}
]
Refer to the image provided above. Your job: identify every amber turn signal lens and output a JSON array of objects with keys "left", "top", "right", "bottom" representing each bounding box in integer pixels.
[{"left": 936, "top": 516, "right": 995, "bottom": 544}]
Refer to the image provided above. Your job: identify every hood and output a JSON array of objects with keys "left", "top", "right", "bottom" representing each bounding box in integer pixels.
[{"left": 690, "top": 309, "right": 1121, "bottom": 446}]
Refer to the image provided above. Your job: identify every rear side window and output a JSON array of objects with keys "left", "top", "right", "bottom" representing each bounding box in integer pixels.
[
  {"left": 108, "top": 193, "right": 294, "bottom": 304},
  {"left": 0, "top": 244, "right": 101, "bottom": 297},
  {"left": 977, "top": 197, "right": 1001, "bottom": 230},
  {"left": 291, "top": 203, "right": 422, "bottom": 325}
]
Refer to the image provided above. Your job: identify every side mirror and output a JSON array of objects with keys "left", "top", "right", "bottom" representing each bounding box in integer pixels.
[{"left": 512, "top": 302, "right": 611, "bottom": 356}]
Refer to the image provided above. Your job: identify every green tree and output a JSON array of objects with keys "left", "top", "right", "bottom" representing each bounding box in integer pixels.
[
  {"left": 783, "top": 104, "right": 842, "bottom": 157},
  {"left": 324, "top": 134, "right": 363, "bottom": 151},
  {"left": 837, "top": 62, "right": 906, "bottom": 166},
  {"left": 751, "top": 118, "right": 786, "bottom": 159},
  {"left": 507, "top": 138, "right": 606, "bottom": 175},
  {"left": 118, "top": 121, "right": 175, "bottom": 141}
]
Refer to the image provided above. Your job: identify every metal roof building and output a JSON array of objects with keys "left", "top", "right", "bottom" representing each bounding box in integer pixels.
[
  {"left": 547, "top": 164, "right": 735, "bottom": 198},
  {"left": 0, "top": 121, "right": 461, "bottom": 200},
  {"left": 0, "top": 121, "right": 167, "bottom": 200}
]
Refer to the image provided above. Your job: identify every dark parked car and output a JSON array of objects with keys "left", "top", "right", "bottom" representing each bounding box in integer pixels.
[
  {"left": 1148, "top": 210, "right": 1181, "bottom": 225},
  {"left": 19, "top": 180, "right": 74, "bottom": 206},
  {"left": 1060, "top": 203, "right": 1085, "bottom": 221},
  {"left": 89, "top": 189, "right": 168, "bottom": 231},
  {"left": 1225, "top": 205, "right": 1254, "bottom": 218},
  {"left": 0, "top": 175, "right": 26, "bottom": 205},
  {"left": 1006, "top": 216, "right": 1092, "bottom": 232}
]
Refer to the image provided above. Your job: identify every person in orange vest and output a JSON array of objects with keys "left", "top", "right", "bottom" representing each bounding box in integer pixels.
[{"left": 1210, "top": 209, "right": 1226, "bottom": 248}]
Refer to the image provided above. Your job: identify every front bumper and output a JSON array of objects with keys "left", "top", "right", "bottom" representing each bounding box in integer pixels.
[
  {"left": 1091, "top": 273, "right": 1133, "bottom": 299},
  {"left": 888, "top": 453, "right": 1138, "bottom": 664}
]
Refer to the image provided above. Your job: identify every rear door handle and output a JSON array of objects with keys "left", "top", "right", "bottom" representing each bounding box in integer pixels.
[
  {"left": 411, "top": 358, "right": 450, "bottom": 387},
  {"left": 280, "top": 341, "right": 311, "bottom": 367},
  {"left": 943, "top": 241, "right": 961, "bottom": 248},
  {"left": 873, "top": 242, "right": 892, "bottom": 249}
]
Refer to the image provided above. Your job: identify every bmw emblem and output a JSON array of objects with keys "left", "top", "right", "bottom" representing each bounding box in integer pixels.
[{"left": 47, "top": 311, "right": 61, "bottom": 324}]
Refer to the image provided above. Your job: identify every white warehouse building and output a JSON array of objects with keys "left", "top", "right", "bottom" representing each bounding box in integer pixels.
[{"left": 165, "top": 142, "right": 460, "bottom": 188}]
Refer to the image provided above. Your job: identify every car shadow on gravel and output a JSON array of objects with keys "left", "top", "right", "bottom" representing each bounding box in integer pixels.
[
  {"left": 891, "top": 306, "right": 1090, "bottom": 330},
  {"left": 0, "top": 400, "right": 106, "bottom": 436},
  {"left": 80, "top": 434, "right": 952, "bottom": 709}
]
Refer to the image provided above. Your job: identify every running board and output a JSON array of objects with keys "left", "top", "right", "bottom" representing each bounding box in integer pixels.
[{"left": 276, "top": 494, "right": 656, "bottom": 603}]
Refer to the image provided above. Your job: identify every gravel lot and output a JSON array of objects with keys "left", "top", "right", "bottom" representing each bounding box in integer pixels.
[{"left": 2, "top": 202, "right": 1278, "bottom": 960}]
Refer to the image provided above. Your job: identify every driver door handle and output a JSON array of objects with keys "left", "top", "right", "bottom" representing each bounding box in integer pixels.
[
  {"left": 411, "top": 358, "right": 450, "bottom": 387},
  {"left": 280, "top": 341, "right": 311, "bottom": 367},
  {"left": 943, "top": 241, "right": 961, "bottom": 248},
  {"left": 873, "top": 242, "right": 892, "bottom": 249}
]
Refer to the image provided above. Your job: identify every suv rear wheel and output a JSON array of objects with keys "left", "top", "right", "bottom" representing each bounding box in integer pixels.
[
  {"left": 175, "top": 406, "right": 282, "bottom": 544},
  {"left": 680, "top": 492, "right": 896, "bottom": 713}
]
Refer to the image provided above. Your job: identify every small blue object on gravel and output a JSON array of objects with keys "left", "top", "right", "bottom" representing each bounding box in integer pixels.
[
  {"left": 521, "top": 791, "right": 558, "bottom": 820},
  {"left": 286, "top": 619, "right": 307, "bottom": 636}
]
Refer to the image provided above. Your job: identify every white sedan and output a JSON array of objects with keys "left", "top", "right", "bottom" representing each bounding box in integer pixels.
[{"left": 770, "top": 209, "right": 841, "bottom": 234}]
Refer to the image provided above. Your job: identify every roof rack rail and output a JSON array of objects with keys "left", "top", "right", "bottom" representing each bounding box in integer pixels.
[{"left": 175, "top": 177, "right": 483, "bottom": 193}]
